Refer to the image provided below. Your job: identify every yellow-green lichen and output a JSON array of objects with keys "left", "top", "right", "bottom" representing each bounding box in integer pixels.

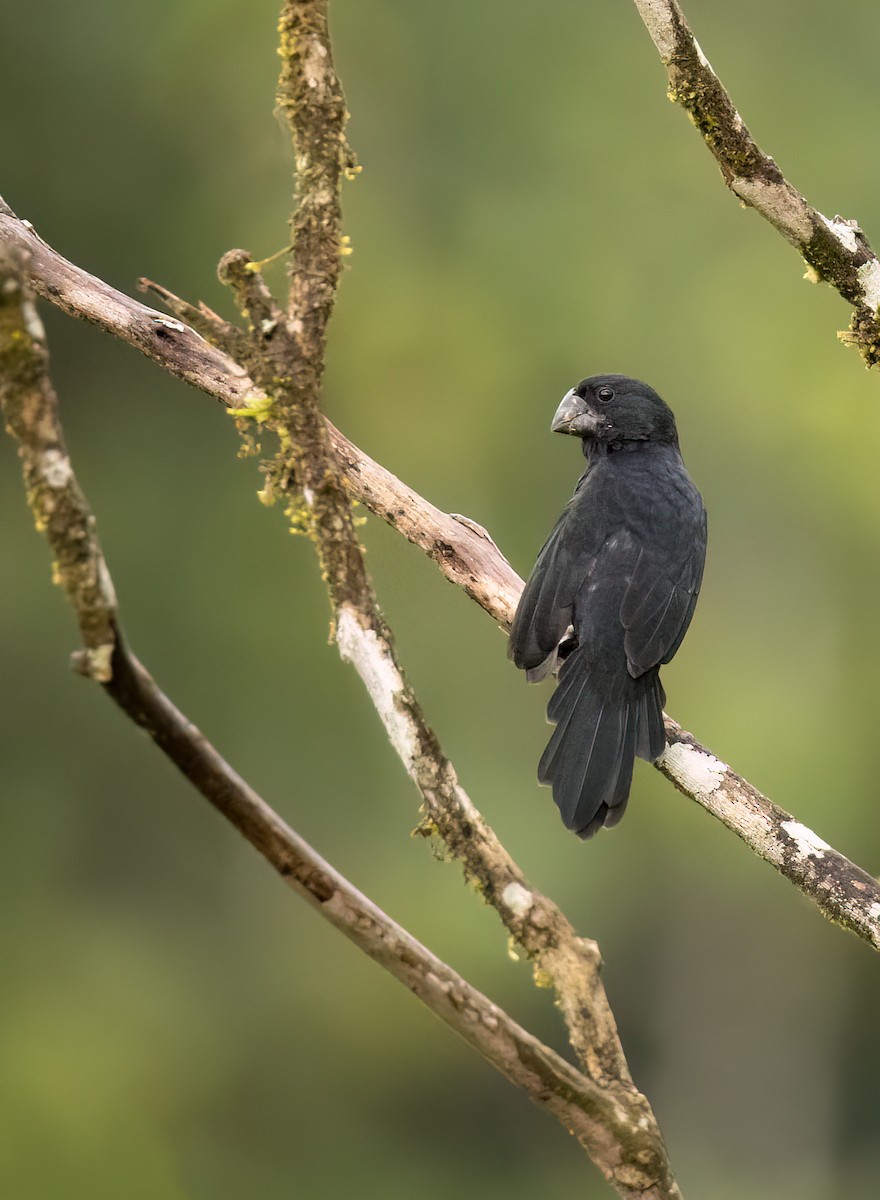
[
  {"left": 532, "top": 965, "right": 554, "bottom": 990},
  {"left": 245, "top": 245, "right": 292, "bottom": 273},
  {"left": 227, "top": 393, "right": 276, "bottom": 422},
  {"left": 284, "top": 495, "right": 317, "bottom": 540}
]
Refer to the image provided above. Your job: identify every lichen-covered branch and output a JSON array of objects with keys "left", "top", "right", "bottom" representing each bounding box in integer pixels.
[
  {"left": 2, "top": 198, "right": 877, "bottom": 959},
  {"left": 203, "top": 7, "right": 682, "bottom": 1196},
  {"left": 632, "top": 0, "right": 880, "bottom": 365},
  {"left": 0, "top": 245, "right": 118, "bottom": 683},
  {"left": 1, "top": 225, "right": 681, "bottom": 1200},
  {"left": 276, "top": 1, "right": 357, "bottom": 326},
  {"left": 0, "top": 207, "right": 263, "bottom": 408},
  {"left": 1, "top": 199, "right": 877, "bottom": 957},
  {"left": 0, "top": 247, "right": 673, "bottom": 1190},
  {"left": 660, "top": 723, "right": 880, "bottom": 949}
]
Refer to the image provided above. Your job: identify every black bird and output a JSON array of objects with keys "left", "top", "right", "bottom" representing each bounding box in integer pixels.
[{"left": 508, "top": 375, "right": 706, "bottom": 837}]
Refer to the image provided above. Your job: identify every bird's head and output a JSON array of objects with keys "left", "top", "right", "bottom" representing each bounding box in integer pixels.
[{"left": 551, "top": 374, "right": 678, "bottom": 448}]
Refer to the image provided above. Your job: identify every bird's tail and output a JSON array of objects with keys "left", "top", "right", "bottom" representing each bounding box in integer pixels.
[{"left": 537, "top": 648, "right": 666, "bottom": 838}]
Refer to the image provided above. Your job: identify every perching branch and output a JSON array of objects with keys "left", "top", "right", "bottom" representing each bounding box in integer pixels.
[
  {"left": 5, "top": 3, "right": 880, "bottom": 1192},
  {"left": 0, "top": 206, "right": 518, "bottom": 620},
  {"left": 2, "top": 196, "right": 877, "bottom": 953},
  {"left": 660, "top": 722, "right": 880, "bottom": 950},
  {"left": 0, "top": 245, "right": 662, "bottom": 1186},
  {"left": 632, "top": 0, "right": 880, "bottom": 366},
  {"left": 210, "top": 6, "right": 680, "bottom": 1195},
  {"left": 2, "top": 6, "right": 687, "bottom": 1195},
  {"left": 0, "top": 255, "right": 681, "bottom": 1200}
]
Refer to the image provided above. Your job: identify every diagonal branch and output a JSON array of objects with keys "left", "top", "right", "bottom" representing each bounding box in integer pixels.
[
  {"left": 0, "top": 206, "right": 262, "bottom": 408},
  {"left": 0, "top": 203, "right": 521, "bottom": 620},
  {"left": 9, "top": 4, "right": 877, "bottom": 1189},
  {"left": 632, "top": 0, "right": 880, "bottom": 366},
  {"left": 1, "top": 199, "right": 877, "bottom": 953},
  {"left": 659, "top": 722, "right": 880, "bottom": 950},
  {"left": 0, "top": 245, "right": 662, "bottom": 1186},
  {"left": 205, "top": 6, "right": 680, "bottom": 1196}
]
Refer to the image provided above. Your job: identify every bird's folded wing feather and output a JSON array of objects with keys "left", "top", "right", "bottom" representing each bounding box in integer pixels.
[
  {"left": 508, "top": 502, "right": 605, "bottom": 673},
  {"left": 620, "top": 512, "right": 706, "bottom": 678}
]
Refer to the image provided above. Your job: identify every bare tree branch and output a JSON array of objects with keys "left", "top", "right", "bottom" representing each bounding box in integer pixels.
[
  {"left": 5, "top": 2, "right": 879, "bottom": 1189},
  {"left": 205, "top": 6, "right": 681, "bottom": 1194},
  {"left": 660, "top": 722, "right": 880, "bottom": 949},
  {"left": 137, "top": 275, "right": 250, "bottom": 362},
  {"left": 1, "top": 196, "right": 878, "bottom": 954},
  {"left": 0, "top": 245, "right": 672, "bottom": 1193},
  {"left": 0, "top": 204, "right": 514, "bottom": 619},
  {"left": 632, "top": 0, "right": 880, "bottom": 366},
  {"left": 0, "top": 208, "right": 261, "bottom": 408}
]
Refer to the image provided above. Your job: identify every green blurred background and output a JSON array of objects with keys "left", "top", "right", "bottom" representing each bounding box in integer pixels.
[{"left": 3, "top": 1, "right": 880, "bottom": 1196}]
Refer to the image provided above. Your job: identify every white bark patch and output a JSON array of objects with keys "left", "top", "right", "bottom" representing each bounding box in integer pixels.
[
  {"left": 22, "top": 295, "right": 45, "bottom": 342},
  {"left": 303, "top": 40, "right": 325, "bottom": 89},
  {"left": 869, "top": 902, "right": 880, "bottom": 922},
  {"left": 659, "top": 741, "right": 727, "bottom": 799},
  {"left": 693, "top": 37, "right": 711, "bottom": 70},
  {"left": 97, "top": 558, "right": 118, "bottom": 609},
  {"left": 41, "top": 448, "right": 72, "bottom": 489},
  {"left": 502, "top": 882, "right": 533, "bottom": 917},
  {"left": 336, "top": 604, "right": 419, "bottom": 774},
  {"left": 821, "top": 213, "right": 859, "bottom": 253},
  {"left": 857, "top": 257, "right": 880, "bottom": 312},
  {"left": 453, "top": 782, "right": 481, "bottom": 823},
  {"left": 780, "top": 820, "right": 830, "bottom": 859},
  {"left": 818, "top": 216, "right": 880, "bottom": 308},
  {"left": 151, "top": 316, "right": 186, "bottom": 333},
  {"left": 84, "top": 643, "right": 114, "bottom": 683}
]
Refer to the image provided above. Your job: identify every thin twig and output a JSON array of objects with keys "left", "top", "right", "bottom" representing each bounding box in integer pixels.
[
  {"left": 137, "top": 276, "right": 250, "bottom": 362},
  {"left": 0, "top": 245, "right": 663, "bottom": 1187},
  {"left": 1, "top": 200, "right": 877, "bottom": 953},
  {"left": 632, "top": 0, "right": 880, "bottom": 365}
]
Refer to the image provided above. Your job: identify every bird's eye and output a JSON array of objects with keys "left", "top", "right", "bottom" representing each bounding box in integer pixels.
[{"left": 597, "top": 386, "right": 614, "bottom": 403}]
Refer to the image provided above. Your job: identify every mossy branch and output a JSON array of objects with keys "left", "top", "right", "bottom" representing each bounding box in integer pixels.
[
  {"left": 0, "top": 244, "right": 672, "bottom": 1196},
  {"left": 3, "top": 198, "right": 878, "bottom": 958},
  {"left": 0, "top": 244, "right": 117, "bottom": 682},
  {"left": 207, "top": 5, "right": 682, "bottom": 1196},
  {"left": 632, "top": 0, "right": 880, "bottom": 365}
]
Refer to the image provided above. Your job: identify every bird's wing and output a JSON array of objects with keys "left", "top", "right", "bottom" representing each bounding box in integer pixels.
[
  {"left": 508, "top": 499, "right": 606, "bottom": 676},
  {"left": 508, "top": 511, "right": 575, "bottom": 675},
  {"left": 620, "top": 507, "right": 707, "bottom": 678}
]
